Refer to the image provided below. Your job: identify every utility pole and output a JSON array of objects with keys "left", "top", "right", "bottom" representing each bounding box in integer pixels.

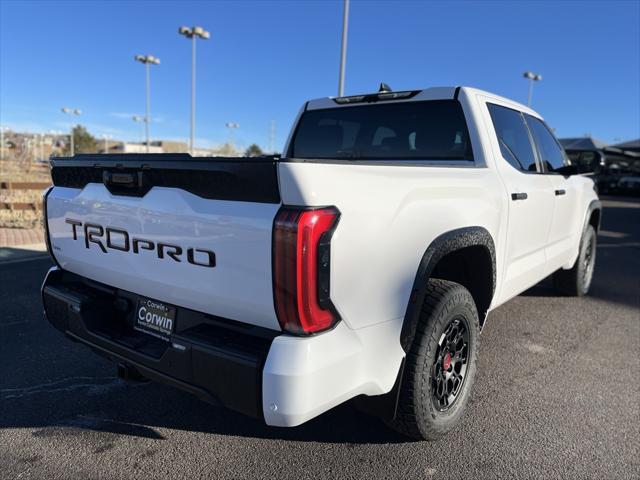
[
  {"left": 269, "top": 120, "right": 276, "bottom": 154},
  {"left": 179, "top": 26, "right": 210, "bottom": 155},
  {"left": 102, "top": 134, "right": 112, "bottom": 154},
  {"left": 134, "top": 55, "right": 160, "bottom": 152},
  {"left": 61, "top": 107, "right": 81, "bottom": 156},
  {"left": 338, "top": 0, "right": 350, "bottom": 97}
]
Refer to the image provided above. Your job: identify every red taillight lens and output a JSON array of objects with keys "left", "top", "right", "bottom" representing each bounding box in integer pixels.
[{"left": 273, "top": 206, "right": 340, "bottom": 334}]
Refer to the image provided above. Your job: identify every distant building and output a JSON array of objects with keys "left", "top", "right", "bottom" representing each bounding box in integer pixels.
[
  {"left": 108, "top": 143, "right": 164, "bottom": 154},
  {"left": 150, "top": 140, "right": 187, "bottom": 153},
  {"left": 145, "top": 140, "right": 242, "bottom": 157}
]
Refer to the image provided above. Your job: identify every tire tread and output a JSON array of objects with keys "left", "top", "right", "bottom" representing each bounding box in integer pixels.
[{"left": 389, "top": 278, "right": 479, "bottom": 440}]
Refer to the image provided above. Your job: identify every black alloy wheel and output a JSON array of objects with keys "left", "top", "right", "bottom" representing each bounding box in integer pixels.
[
  {"left": 431, "top": 316, "right": 470, "bottom": 411},
  {"left": 582, "top": 231, "right": 596, "bottom": 292}
]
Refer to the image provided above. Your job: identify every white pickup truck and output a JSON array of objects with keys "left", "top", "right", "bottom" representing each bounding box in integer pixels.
[{"left": 42, "top": 86, "right": 601, "bottom": 440}]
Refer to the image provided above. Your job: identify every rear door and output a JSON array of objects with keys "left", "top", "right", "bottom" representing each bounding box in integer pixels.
[
  {"left": 524, "top": 114, "right": 582, "bottom": 270},
  {"left": 483, "top": 102, "right": 555, "bottom": 301},
  {"left": 46, "top": 156, "right": 282, "bottom": 331}
]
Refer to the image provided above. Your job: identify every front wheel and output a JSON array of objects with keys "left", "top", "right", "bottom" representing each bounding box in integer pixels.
[
  {"left": 388, "top": 279, "right": 479, "bottom": 440},
  {"left": 553, "top": 225, "right": 597, "bottom": 296}
]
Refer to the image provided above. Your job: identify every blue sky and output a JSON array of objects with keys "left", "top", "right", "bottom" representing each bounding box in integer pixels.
[{"left": 1, "top": 0, "right": 639, "bottom": 151}]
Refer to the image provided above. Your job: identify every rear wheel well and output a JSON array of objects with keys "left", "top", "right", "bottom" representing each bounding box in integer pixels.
[
  {"left": 400, "top": 227, "right": 496, "bottom": 352},
  {"left": 431, "top": 246, "right": 494, "bottom": 327}
]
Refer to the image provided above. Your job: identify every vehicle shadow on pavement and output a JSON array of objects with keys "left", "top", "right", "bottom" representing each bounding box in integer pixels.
[
  {"left": 136, "top": 396, "right": 413, "bottom": 444},
  {"left": 1, "top": 379, "right": 413, "bottom": 444},
  {"left": 0, "top": 246, "right": 48, "bottom": 264}
]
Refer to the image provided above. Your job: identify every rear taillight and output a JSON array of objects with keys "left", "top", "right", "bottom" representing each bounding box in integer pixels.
[{"left": 273, "top": 206, "right": 340, "bottom": 335}]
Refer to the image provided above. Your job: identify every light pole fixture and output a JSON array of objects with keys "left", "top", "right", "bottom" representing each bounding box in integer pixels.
[
  {"left": 338, "top": 0, "right": 350, "bottom": 97},
  {"left": 132, "top": 115, "right": 146, "bottom": 144},
  {"left": 61, "top": 107, "right": 82, "bottom": 156},
  {"left": 523, "top": 71, "right": 542, "bottom": 107},
  {"left": 178, "top": 26, "right": 210, "bottom": 155},
  {"left": 134, "top": 54, "right": 160, "bottom": 152},
  {"left": 225, "top": 122, "right": 239, "bottom": 149}
]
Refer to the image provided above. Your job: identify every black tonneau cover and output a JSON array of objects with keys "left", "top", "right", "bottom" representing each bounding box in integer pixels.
[{"left": 50, "top": 154, "right": 281, "bottom": 204}]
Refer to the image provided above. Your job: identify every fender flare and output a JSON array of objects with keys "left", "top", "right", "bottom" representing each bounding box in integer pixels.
[
  {"left": 584, "top": 199, "right": 602, "bottom": 235},
  {"left": 562, "top": 199, "right": 602, "bottom": 270},
  {"left": 565, "top": 199, "right": 602, "bottom": 269},
  {"left": 399, "top": 226, "right": 496, "bottom": 352}
]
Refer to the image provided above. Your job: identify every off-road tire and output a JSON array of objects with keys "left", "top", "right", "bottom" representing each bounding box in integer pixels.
[
  {"left": 388, "top": 279, "right": 479, "bottom": 441},
  {"left": 552, "top": 225, "right": 597, "bottom": 297}
]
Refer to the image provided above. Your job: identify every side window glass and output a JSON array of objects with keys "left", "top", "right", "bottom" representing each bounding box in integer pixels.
[
  {"left": 525, "top": 115, "right": 567, "bottom": 173},
  {"left": 487, "top": 103, "right": 538, "bottom": 172}
]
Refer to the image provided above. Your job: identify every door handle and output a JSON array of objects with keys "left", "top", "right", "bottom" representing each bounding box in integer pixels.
[
  {"left": 555, "top": 189, "right": 566, "bottom": 196},
  {"left": 511, "top": 192, "right": 528, "bottom": 201}
]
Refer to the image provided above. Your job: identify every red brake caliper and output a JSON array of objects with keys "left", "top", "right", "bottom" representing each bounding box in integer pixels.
[{"left": 442, "top": 351, "right": 452, "bottom": 371}]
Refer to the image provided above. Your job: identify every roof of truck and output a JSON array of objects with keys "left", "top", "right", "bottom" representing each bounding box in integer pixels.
[{"left": 306, "top": 86, "right": 540, "bottom": 118}]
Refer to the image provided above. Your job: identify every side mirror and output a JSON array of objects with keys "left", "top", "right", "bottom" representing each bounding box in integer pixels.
[{"left": 555, "top": 164, "right": 579, "bottom": 176}]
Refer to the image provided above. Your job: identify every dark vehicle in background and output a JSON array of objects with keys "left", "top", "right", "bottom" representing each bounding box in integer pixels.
[
  {"left": 560, "top": 137, "right": 640, "bottom": 196},
  {"left": 618, "top": 176, "right": 640, "bottom": 196}
]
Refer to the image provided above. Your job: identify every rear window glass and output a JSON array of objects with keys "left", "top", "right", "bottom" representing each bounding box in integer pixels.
[{"left": 289, "top": 100, "right": 474, "bottom": 161}]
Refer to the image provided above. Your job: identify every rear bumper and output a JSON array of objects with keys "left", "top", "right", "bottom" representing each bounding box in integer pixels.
[
  {"left": 42, "top": 267, "right": 276, "bottom": 419},
  {"left": 42, "top": 267, "right": 405, "bottom": 426}
]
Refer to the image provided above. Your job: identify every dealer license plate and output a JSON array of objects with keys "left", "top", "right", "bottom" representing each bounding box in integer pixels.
[{"left": 134, "top": 297, "right": 176, "bottom": 341}]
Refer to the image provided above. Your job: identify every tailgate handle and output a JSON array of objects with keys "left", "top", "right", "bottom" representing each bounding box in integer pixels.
[
  {"left": 103, "top": 171, "right": 142, "bottom": 187},
  {"left": 102, "top": 171, "right": 149, "bottom": 196}
]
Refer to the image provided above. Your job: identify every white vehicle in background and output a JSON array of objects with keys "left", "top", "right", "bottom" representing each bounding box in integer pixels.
[{"left": 42, "top": 85, "right": 600, "bottom": 440}]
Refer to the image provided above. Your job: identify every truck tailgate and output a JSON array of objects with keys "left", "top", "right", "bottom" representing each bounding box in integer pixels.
[{"left": 45, "top": 155, "right": 282, "bottom": 331}]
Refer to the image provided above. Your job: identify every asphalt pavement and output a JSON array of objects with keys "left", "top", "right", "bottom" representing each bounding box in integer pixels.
[{"left": 1, "top": 197, "right": 638, "bottom": 479}]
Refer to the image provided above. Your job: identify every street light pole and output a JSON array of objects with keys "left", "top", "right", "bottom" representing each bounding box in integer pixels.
[
  {"left": 523, "top": 71, "right": 542, "bottom": 107},
  {"left": 338, "top": 0, "right": 350, "bottom": 97},
  {"left": 135, "top": 55, "right": 160, "bottom": 152},
  {"left": 225, "top": 122, "right": 239, "bottom": 150},
  {"left": 179, "top": 26, "right": 210, "bottom": 155},
  {"left": 102, "top": 134, "right": 112, "bottom": 154},
  {"left": 145, "top": 62, "right": 150, "bottom": 151},
  {"left": 61, "top": 107, "right": 81, "bottom": 156},
  {"left": 192, "top": 35, "right": 196, "bottom": 154}
]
